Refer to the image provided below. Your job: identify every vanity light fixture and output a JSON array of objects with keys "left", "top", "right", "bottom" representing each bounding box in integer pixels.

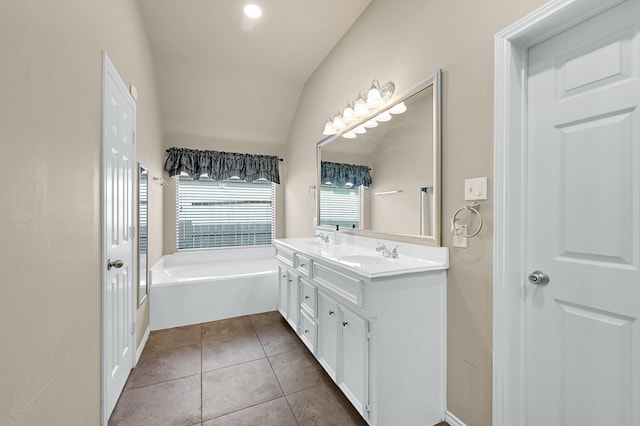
[
  {"left": 353, "top": 95, "right": 369, "bottom": 118},
  {"left": 366, "top": 80, "right": 395, "bottom": 109},
  {"left": 342, "top": 103, "right": 355, "bottom": 125},
  {"left": 375, "top": 111, "right": 392, "bottom": 122},
  {"left": 321, "top": 79, "right": 396, "bottom": 138},
  {"left": 243, "top": 4, "right": 262, "bottom": 19},
  {"left": 323, "top": 117, "right": 337, "bottom": 136},
  {"left": 389, "top": 101, "right": 407, "bottom": 114},
  {"left": 363, "top": 118, "right": 379, "bottom": 128},
  {"left": 353, "top": 125, "right": 367, "bottom": 135}
]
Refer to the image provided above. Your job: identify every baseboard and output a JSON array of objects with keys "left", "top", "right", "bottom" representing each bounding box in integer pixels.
[
  {"left": 135, "top": 325, "right": 150, "bottom": 365},
  {"left": 445, "top": 411, "right": 467, "bottom": 426}
]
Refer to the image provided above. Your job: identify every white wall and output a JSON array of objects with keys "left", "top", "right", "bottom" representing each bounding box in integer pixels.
[
  {"left": 0, "top": 1, "right": 163, "bottom": 423},
  {"left": 284, "top": 0, "right": 547, "bottom": 424}
]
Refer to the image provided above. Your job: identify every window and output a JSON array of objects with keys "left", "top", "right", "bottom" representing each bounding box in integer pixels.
[
  {"left": 319, "top": 185, "right": 363, "bottom": 230},
  {"left": 176, "top": 177, "right": 275, "bottom": 249}
]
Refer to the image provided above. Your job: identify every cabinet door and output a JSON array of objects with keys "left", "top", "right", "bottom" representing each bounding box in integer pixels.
[
  {"left": 278, "top": 265, "right": 288, "bottom": 318},
  {"left": 317, "top": 291, "right": 338, "bottom": 380},
  {"left": 286, "top": 272, "right": 299, "bottom": 330},
  {"left": 339, "top": 307, "right": 369, "bottom": 417}
]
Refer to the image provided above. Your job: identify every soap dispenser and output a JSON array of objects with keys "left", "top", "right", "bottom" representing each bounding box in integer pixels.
[{"left": 333, "top": 224, "right": 342, "bottom": 245}]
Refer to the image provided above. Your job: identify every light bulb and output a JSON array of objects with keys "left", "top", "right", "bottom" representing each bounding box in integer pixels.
[
  {"left": 342, "top": 105, "right": 354, "bottom": 124},
  {"left": 376, "top": 111, "right": 392, "bottom": 122},
  {"left": 363, "top": 119, "right": 378, "bottom": 128},
  {"left": 243, "top": 4, "right": 262, "bottom": 19},
  {"left": 353, "top": 125, "right": 366, "bottom": 134},
  {"left": 332, "top": 115, "right": 345, "bottom": 131},
  {"left": 342, "top": 130, "right": 357, "bottom": 139},
  {"left": 366, "top": 87, "right": 383, "bottom": 109},
  {"left": 353, "top": 97, "right": 369, "bottom": 118},
  {"left": 389, "top": 102, "right": 407, "bottom": 114},
  {"left": 322, "top": 119, "right": 337, "bottom": 135}
]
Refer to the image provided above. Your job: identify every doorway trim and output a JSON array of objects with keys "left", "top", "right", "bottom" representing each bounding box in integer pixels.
[{"left": 492, "top": 0, "right": 627, "bottom": 424}]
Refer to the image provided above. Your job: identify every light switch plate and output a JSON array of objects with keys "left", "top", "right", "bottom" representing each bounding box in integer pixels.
[{"left": 465, "top": 177, "right": 488, "bottom": 201}]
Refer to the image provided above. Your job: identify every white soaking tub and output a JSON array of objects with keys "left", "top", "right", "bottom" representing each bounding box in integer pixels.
[{"left": 150, "top": 246, "right": 278, "bottom": 330}]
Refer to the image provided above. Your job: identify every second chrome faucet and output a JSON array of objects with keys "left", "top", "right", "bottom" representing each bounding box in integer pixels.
[{"left": 376, "top": 243, "right": 398, "bottom": 258}]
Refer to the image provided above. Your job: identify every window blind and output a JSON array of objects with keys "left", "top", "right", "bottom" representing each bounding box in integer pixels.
[
  {"left": 176, "top": 177, "right": 274, "bottom": 249},
  {"left": 319, "top": 186, "right": 362, "bottom": 229}
]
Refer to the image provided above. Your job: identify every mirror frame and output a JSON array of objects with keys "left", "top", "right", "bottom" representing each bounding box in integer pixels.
[
  {"left": 138, "top": 163, "right": 149, "bottom": 306},
  {"left": 316, "top": 69, "right": 442, "bottom": 246}
]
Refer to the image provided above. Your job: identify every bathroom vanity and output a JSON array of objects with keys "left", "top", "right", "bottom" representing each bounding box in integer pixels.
[{"left": 275, "top": 236, "right": 448, "bottom": 426}]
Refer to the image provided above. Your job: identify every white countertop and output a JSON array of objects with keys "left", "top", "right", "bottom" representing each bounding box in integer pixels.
[{"left": 275, "top": 236, "right": 448, "bottom": 278}]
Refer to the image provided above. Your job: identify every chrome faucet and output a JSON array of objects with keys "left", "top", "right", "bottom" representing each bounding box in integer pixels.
[
  {"left": 376, "top": 243, "right": 399, "bottom": 258},
  {"left": 316, "top": 232, "right": 330, "bottom": 243}
]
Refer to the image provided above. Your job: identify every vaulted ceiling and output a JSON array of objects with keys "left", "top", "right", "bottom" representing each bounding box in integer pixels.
[{"left": 137, "top": 0, "right": 371, "bottom": 145}]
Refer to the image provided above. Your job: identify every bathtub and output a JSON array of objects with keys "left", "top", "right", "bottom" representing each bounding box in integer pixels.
[{"left": 150, "top": 246, "right": 278, "bottom": 330}]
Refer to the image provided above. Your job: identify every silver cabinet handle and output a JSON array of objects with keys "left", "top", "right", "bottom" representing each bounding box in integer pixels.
[
  {"left": 300, "top": 263, "right": 306, "bottom": 267},
  {"left": 329, "top": 310, "right": 334, "bottom": 315},
  {"left": 342, "top": 321, "right": 348, "bottom": 327},
  {"left": 305, "top": 296, "right": 310, "bottom": 300},
  {"left": 304, "top": 329, "right": 309, "bottom": 334},
  {"left": 107, "top": 259, "right": 124, "bottom": 270}
]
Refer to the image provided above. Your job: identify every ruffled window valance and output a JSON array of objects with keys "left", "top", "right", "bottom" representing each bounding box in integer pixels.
[
  {"left": 164, "top": 147, "right": 280, "bottom": 184},
  {"left": 321, "top": 161, "right": 372, "bottom": 188}
]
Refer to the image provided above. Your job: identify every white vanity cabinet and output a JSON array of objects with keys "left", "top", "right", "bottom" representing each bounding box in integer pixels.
[{"left": 275, "top": 238, "right": 448, "bottom": 426}]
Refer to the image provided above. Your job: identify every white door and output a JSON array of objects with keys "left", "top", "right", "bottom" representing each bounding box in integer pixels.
[
  {"left": 526, "top": 1, "right": 640, "bottom": 424},
  {"left": 102, "top": 53, "right": 136, "bottom": 422}
]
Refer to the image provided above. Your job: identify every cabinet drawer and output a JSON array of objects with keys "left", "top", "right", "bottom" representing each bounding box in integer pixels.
[
  {"left": 299, "top": 309, "right": 317, "bottom": 354},
  {"left": 313, "top": 262, "right": 363, "bottom": 307},
  {"left": 300, "top": 279, "right": 316, "bottom": 316},
  {"left": 276, "top": 246, "right": 294, "bottom": 267},
  {"left": 295, "top": 253, "right": 312, "bottom": 277}
]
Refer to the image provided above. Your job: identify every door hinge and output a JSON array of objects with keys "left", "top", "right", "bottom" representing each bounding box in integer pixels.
[
  {"left": 366, "top": 330, "right": 371, "bottom": 341},
  {"left": 132, "top": 132, "right": 136, "bottom": 145},
  {"left": 130, "top": 225, "right": 136, "bottom": 239},
  {"left": 365, "top": 403, "right": 371, "bottom": 413},
  {"left": 131, "top": 321, "right": 136, "bottom": 336}
]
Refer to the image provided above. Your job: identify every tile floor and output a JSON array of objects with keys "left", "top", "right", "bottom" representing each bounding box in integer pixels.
[{"left": 109, "top": 311, "right": 370, "bottom": 426}]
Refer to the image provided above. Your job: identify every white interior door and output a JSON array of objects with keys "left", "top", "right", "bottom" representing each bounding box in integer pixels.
[
  {"left": 526, "top": 2, "right": 640, "bottom": 424},
  {"left": 102, "top": 53, "right": 136, "bottom": 422}
]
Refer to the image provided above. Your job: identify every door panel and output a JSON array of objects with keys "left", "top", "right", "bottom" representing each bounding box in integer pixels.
[
  {"left": 526, "top": 2, "right": 640, "bottom": 424},
  {"left": 103, "top": 55, "right": 136, "bottom": 421},
  {"left": 317, "top": 291, "right": 338, "bottom": 380},
  {"left": 278, "top": 266, "right": 288, "bottom": 318},
  {"left": 338, "top": 307, "right": 368, "bottom": 417}
]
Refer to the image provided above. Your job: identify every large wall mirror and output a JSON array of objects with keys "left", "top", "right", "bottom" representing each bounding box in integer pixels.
[
  {"left": 138, "top": 164, "right": 149, "bottom": 305},
  {"left": 316, "top": 70, "right": 442, "bottom": 246}
]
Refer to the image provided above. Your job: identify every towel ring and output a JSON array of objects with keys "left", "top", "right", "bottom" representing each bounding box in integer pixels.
[{"left": 451, "top": 202, "right": 483, "bottom": 238}]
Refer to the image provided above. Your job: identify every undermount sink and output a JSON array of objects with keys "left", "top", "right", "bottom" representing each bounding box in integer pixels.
[{"left": 338, "top": 254, "right": 388, "bottom": 265}]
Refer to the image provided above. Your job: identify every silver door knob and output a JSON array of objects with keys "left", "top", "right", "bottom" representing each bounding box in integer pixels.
[
  {"left": 107, "top": 259, "right": 124, "bottom": 270},
  {"left": 528, "top": 270, "right": 549, "bottom": 285}
]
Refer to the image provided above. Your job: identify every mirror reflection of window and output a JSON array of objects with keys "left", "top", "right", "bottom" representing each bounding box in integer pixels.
[{"left": 319, "top": 185, "right": 363, "bottom": 230}]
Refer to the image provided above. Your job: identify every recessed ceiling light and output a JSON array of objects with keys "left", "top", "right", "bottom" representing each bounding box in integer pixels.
[{"left": 243, "top": 4, "right": 262, "bottom": 19}]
